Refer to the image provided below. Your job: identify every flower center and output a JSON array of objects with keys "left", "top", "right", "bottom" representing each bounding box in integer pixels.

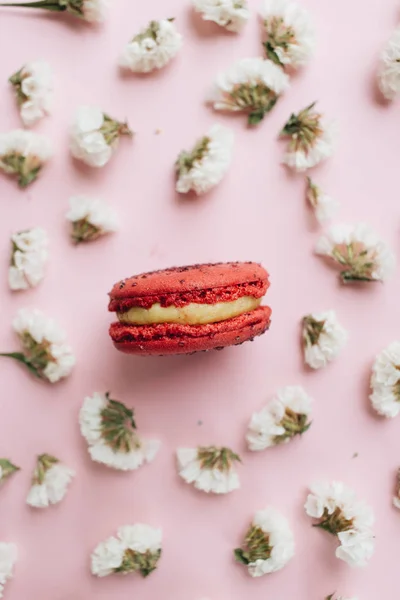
[
  {"left": 281, "top": 103, "right": 323, "bottom": 154},
  {"left": 71, "top": 219, "right": 102, "bottom": 244},
  {"left": 229, "top": 82, "right": 278, "bottom": 117},
  {"left": 115, "top": 548, "right": 161, "bottom": 577},
  {"left": 176, "top": 136, "right": 210, "bottom": 176},
  {"left": 314, "top": 506, "right": 354, "bottom": 534},
  {"left": 332, "top": 242, "right": 377, "bottom": 282},
  {"left": 274, "top": 407, "right": 311, "bottom": 444},
  {"left": 197, "top": 446, "right": 240, "bottom": 471},
  {"left": 235, "top": 525, "right": 271, "bottom": 565},
  {"left": 100, "top": 397, "right": 140, "bottom": 453},
  {"left": 303, "top": 315, "right": 325, "bottom": 346},
  {"left": 32, "top": 453, "right": 58, "bottom": 485}
]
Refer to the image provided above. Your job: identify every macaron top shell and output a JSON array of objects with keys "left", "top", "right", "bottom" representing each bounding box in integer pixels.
[{"left": 109, "top": 262, "right": 269, "bottom": 312}]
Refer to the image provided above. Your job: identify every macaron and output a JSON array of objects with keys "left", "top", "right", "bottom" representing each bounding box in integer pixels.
[{"left": 108, "top": 262, "right": 271, "bottom": 356}]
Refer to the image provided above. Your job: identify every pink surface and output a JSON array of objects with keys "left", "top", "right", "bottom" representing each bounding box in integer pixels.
[{"left": 0, "top": 1, "right": 399, "bottom": 598}]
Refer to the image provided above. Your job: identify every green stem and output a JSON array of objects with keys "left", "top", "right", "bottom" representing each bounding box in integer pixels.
[
  {"left": 0, "top": 352, "right": 42, "bottom": 378},
  {"left": 0, "top": 1, "right": 65, "bottom": 11}
]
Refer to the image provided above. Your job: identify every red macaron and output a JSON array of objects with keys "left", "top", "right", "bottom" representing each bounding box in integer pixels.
[{"left": 108, "top": 262, "right": 271, "bottom": 356}]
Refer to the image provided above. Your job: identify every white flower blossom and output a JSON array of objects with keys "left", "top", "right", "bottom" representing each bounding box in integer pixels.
[
  {"left": 259, "top": 0, "right": 316, "bottom": 68},
  {"left": 119, "top": 19, "right": 182, "bottom": 73},
  {"left": 193, "top": 0, "right": 249, "bottom": 32},
  {"left": 378, "top": 27, "right": 400, "bottom": 100},
  {"left": 79, "top": 392, "right": 160, "bottom": 471},
  {"left": 175, "top": 124, "right": 234, "bottom": 195},
  {"left": 235, "top": 507, "right": 295, "bottom": 576},
  {"left": 9, "top": 61, "right": 53, "bottom": 127},
  {"left": 176, "top": 446, "right": 240, "bottom": 494},
  {"left": 9, "top": 228, "right": 48, "bottom": 291},
  {"left": 0, "top": 543, "right": 17, "bottom": 599},
  {"left": 91, "top": 524, "right": 162, "bottom": 578},
  {"left": 306, "top": 177, "right": 337, "bottom": 223},
  {"left": 315, "top": 223, "right": 395, "bottom": 283},
  {"left": 70, "top": 106, "right": 132, "bottom": 168},
  {"left": 66, "top": 195, "right": 118, "bottom": 243},
  {"left": 370, "top": 341, "right": 400, "bottom": 418},
  {"left": 0, "top": 129, "right": 52, "bottom": 188},
  {"left": 26, "top": 454, "right": 74, "bottom": 508},
  {"left": 302, "top": 310, "right": 348, "bottom": 370},
  {"left": 208, "top": 57, "right": 290, "bottom": 125},
  {"left": 1, "top": 308, "right": 76, "bottom": 383},
  {"left": 0, "top": 460, "right": 19, "bottom": 485},
  {"left": 280, "top": 102, "right": 335, "bottom": 171},
  {"left": 305, "top": 481, "right": 375, "bottom": 567},
  {"left": 247, "top": 385, "right": 312, "bottom": 451},
  {"left": 78, "top": 0, "right": 109, "bottom": 22}
]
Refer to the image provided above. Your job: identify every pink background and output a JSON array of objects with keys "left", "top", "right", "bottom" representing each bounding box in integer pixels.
[{"left": 0, "top": 0, "right": 400, "bottom": 598}]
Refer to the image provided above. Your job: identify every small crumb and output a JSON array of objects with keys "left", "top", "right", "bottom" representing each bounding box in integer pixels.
[
  {"left": 352, "top": 452, "right": 358, "bottom": 459},
  {"left": 155, "top": 128, "right": 162, "bottom": 135},
  {"left": 197, "top": 420, "right": 203, "bottom": 426}
]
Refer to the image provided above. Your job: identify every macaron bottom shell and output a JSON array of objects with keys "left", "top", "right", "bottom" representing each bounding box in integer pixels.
[{"left": 109, "top": 306, "right": 272, "bottom": 356}]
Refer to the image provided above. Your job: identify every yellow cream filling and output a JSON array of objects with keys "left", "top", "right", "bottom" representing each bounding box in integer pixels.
[{"left": 117, "top": 296, "right": 262, "bottom": 326}]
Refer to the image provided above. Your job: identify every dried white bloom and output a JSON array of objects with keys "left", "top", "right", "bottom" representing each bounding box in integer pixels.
[
  {"left": 9, "top": 228, "right": 48, "bottom": 291},
  {"left": 175, "top": 124, "right": 234, "bottom": 195},
  {"left": 9, "top": 61, "right": 53, "bottom": 127},
  {"left": 0, "top": 543, "right": 17, "bottom": 599},
  {"left": 302, "top": 311, "right": 348, "bottom": 370},
  {"left": 79, "top": 392, "right": 160, "bottom": 471},
  {"left": 66, "top": 195, "right": 118, "bottom": 243},
  {"left": 1, "top": 0, "right": 108, "bottom": 22},
  {"left": 208, "top": 57, "right": 289, "bottom": 125},
  {"left": 0, "top": 459, "right": 19, "bottom": 485},
  {"left": 305, "top": 481, "right": 375, "bottom": 567},
  {"left": 119, "top": 18, "right": 182, "bottom": 73},
  {"left": 378, "top": 27, "right": 400, "bottom": 100},
  {"left": 234, "top": 507, "right": 295, "bottom": 576},
  {"left": 0, "top": 129, "right": 52, "bottom": 188},
  {"left": 247, "top": 385, "right": 312, "bottom": 451},
  {"left": 70, "top": 106, "right": 132, "bottom": 168},
  {"left": 176, "top": 446, "right": 240, "bottom": 494},
  {"left": 193, "top": 0, "right": 249, "bottom": 32},
  {"left": 259, "top": 0, "right": 316, "bottom": 69},
  {"left": 26, "top": 454, "right": 74, "bottom": 508},
  {"left": 315, "top": 223, "right": 395, "bottom": 283},
  {"left": 306, "top": 177, "right": 337, "bottom": 223},
  {"left": 91, "top": 524, "right": 162, "bottom": 578},
  {"left": 0, "top": 308, "right": 75, "bottom": 383},
  {"left": 327, "top": 596, "right": 358, "bottom": 600},
  {"left": 370, "top": 341, "right": 400, "bottom": 418},
  {"left": 393, "top": 469, "right": 400, "bottom": 509},
  {"left": 280, "top": 103, "right": 335, "bottom": 171}
]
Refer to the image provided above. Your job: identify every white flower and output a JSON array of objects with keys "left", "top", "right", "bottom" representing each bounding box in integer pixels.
[
  {"left": 4, "top": 308, "right": 75, "bottom": 383},
  {"left": 208, "top": 57, "right": 290, "bottom": 125},
  {"left": 370, "top": 341, "right": 400, "bottom": 418},
  {"left": 0, "top": 460, "right": 19, "bottom": 484},
  {"left": 315, "top": 223, "right": 395, "bottom": 283},
  {"left": 91, "top": 524, "right": 162, "bottom": 578},
  {"left": 119, "top": 19, "right": 182, "bottom": 73},
  {"left": 306, "top": 177, "right": 338, "bottom": 223},
  {"left": 235, "top": 507, "right": 294, "bottom": 576},
  {"left": 0, "top": 543, "right": 17, "bottom": 599},
  {"left": 79, "top": 392, "right": 160, "bottom": 471},
  {"left": 8, "top": 227, "right": 48, "bottom": 291},
  {"left": 378, "top": 27, "right": 400, "bottom": 100},
  {"left": 70, "top": 106, "right": 132, "bottom": 168},
  {"left": 280, "top": 102, "right": 335, "bottom": 171},
  {"left": 78, "top": 0, "right": 109, "bottom": 22},
  {"left": 176, "top": 446, "right": 240, "bottom": 494},
  {"left": 66, "top": 195, "right": 118, "bottom": 243},
  {"left": 302, "top": 310, "right": 348, "bottom": 370},
  {"left": 9, "top": 61, "right": 53, "bottom": 127},
  {"left": 175, "top": 124, "right": 234, "bottom": 195},
  {"left": 193, "top": 0, "right": 249, "bottom": 32},
  {"left": 0, "top": 129, "right": 52, "bottom": 188},
  {"left": 305, "top": 481, "right": 375, "bottom": 567},
  {"left": 247, "top": 385, "right": 312, "bottom": 450},
  {"left": 26, "top": 454, "right": 74, "bottom": 508},
  {"left": 259, "top": 0, "right": 316, "bottom": 68}
]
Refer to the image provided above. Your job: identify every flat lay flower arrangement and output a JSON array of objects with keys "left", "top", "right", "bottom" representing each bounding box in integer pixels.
[{"left": 0, "top": 0, "right": 399, "bottom": 599}]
